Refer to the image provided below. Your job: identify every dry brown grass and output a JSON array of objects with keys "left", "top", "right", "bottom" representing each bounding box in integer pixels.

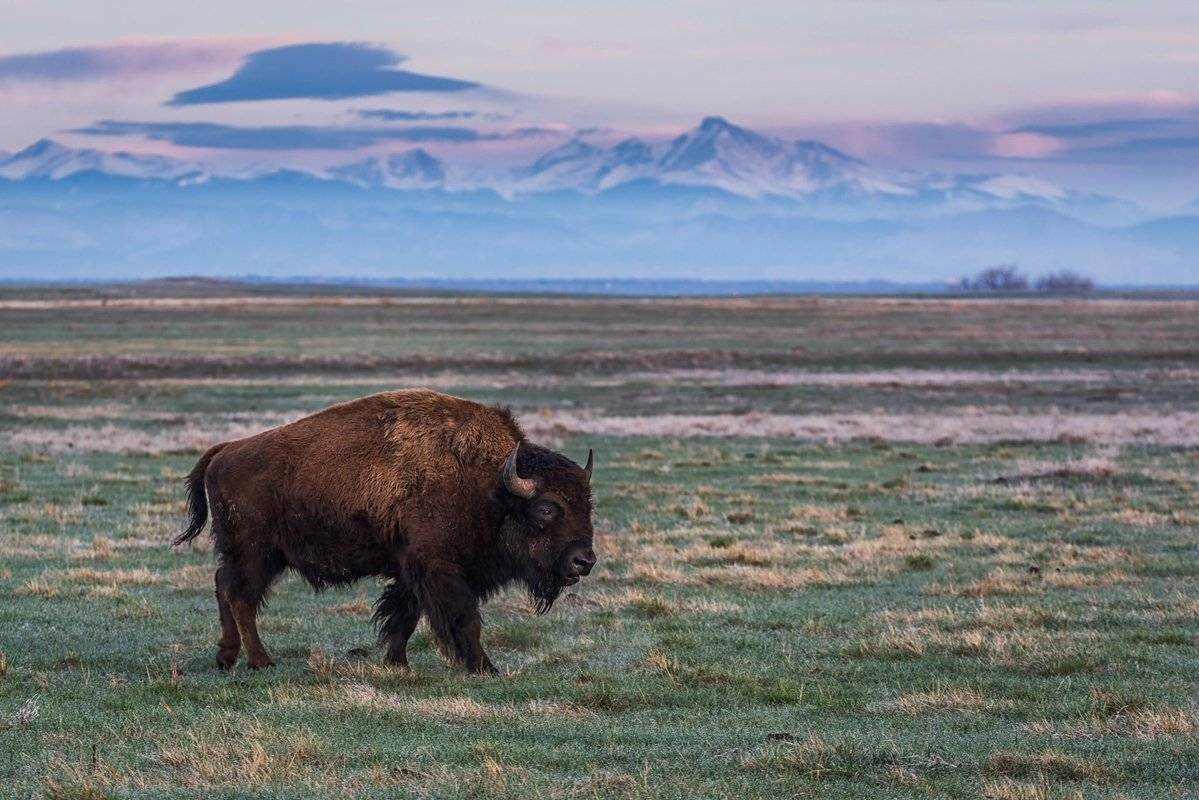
[
  {"left": 1110, "top": 508, "right": 1172, "bottom": 527},
  {"left": 412, "top": 696, "right": 493, "bottom": 720},
  {"left": 869, "top": 686, "right": 1000, "bottom": 715},
  {"left": 519, "top": 409, "right": 1199, "bottom": 446},
  {"left": 673, "top": 496, "right": 711, "bottom": 522},
  {"left": 73, "top": 536, "right": 116, "bottom": 561},
  {"left": 1026, "top": 707, "right": 1198, "bottom": 741},
  {"left": 927, "top": 570, "right": 1034, "bottom": 598},
  {"left": 19, "top": 566, "right": 164, "bottom": 600},
  {"left": 11, "top": 408, "right": 1199, "bottom": 453},
  {"left": 698, "top": 563, "right": 869, "bottom": 591},
  {"left": 43, "top": 721, "right": 338, "bottom": 794},
  {"left": 981, "top": 778, "right": 1085, "bottom": 800},
  {"left": 1007, "top": 455, "right": 1122, "bottom": 482},
  {"left": 789, "top": 504, "right": 858, "bottom": 524},
  {"left": 271, "top": 680, "right": 594, "bottom": 725},
  {"left": 1121, "top": 708, "right": 1198, "bottom": 739},
  {"left": 872, "top": 606, "right": 962, "bottom": 629},
  {"left": 19, "top": 577, "right": 61, "bottom": 599},
  {"left": 629, "top": 561, "right": 691, "bottom": 586},
  {"left": 591, "top": 589, "right": 741, "bottom": 616},
  {"left": 984, "top": 749, "right": 1110, "bottom": 783},
  {"left": 167, "top": 564, "right": 213, "bottom": 592},
  {"left": 682, "top": 540, "right": 788, "bottom": 567},
  {"left": 155, "top": 724, "right": 332, "bottom": 788},
  {"left": 971, "top": 605, "right": 1067, "bottom": 631},
  {"left": 853, "top": 628, "right": 928, "bottom": 659},
  {"left": 324, "top": 597, "right": 372, "bottom": 616},
  {"left": 753, "top": 473, "right": 828, "bottom": 487},
  {"left": 414, "top": 696, "right": 594, "bottom": 722},
  {"left": 63, "top": 567, "right": 163, "bottom": 587}
]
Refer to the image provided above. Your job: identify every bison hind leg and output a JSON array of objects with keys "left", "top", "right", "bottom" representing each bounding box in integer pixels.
[
  {"left": 374, "top": 579, "right": 421, "bottom": 667},
  {"left": 215, "top": 549, "right": 285, "bottom": 670},
  {"left": 214, "top": 566, "right": 241, "bottom": 670}
]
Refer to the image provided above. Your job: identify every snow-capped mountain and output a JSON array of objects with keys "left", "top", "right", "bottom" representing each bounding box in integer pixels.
[
  {"left": 0, "top": 122, "right": 1134, "bottom": 225},
  {"left": 0, "top": 139, "right": 203, "bottom": 183},
  {"left": 327, "top": 149, "right": 445, "bottom": 189},
  {"left": 504, "top": 116, "right": 1102, "bottom": 215},
  {"left": 2, "top": 122, "right": 1194, "bottom": 283},
  {"left": 512, "top": 139, "right": 607, "bottom": 191},
  {"left": 510, "top": 116, "right": 913, "bottom": 199}
]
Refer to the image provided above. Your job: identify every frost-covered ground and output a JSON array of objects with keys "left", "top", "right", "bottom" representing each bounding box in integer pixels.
[{"left": 1, "top": 287, "right": 1197, "bottom": 798}]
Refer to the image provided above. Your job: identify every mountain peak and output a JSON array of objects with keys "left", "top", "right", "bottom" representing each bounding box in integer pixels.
[
  {"left": 401, "top": 147, "right": 436, "bottom": 163},
  {"left": 699, "top": 115, "right": 734, "bottom": 131},
  {"left": 13, "top": 138, "right": 76, "bottom": 160},
  {"left": 538, "top": 138, "right": 602, "bottom": 162},
  {"left": 0, "top": 138, "right": 202, "bottom": 182},
  {"left": 507, "top": 116, "right": 916, "bottom": 200},
  {"left": 610, "top": 138, "right": 654, "bottom": 164},
  {"left": 387, "top": 148, "right": 445, "bottom": 182},
  {"left": 328, "top": 148, "right": 445, "bottom": 188},
  {"left": 514, "top": 138, "right": 604, "bottom": 182}
]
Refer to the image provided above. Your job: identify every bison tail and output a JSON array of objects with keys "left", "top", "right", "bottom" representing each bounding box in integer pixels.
[{"left": 174, "top": 442, "right": 227, "bottom": 546}]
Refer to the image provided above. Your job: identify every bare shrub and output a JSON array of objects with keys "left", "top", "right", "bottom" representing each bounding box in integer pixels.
[
  {"left": 957, "top": 265, "right": 1029, "bottom": 292},
  {"left": 1035, "top": 270, "right": 1094, "bottom": 293}
]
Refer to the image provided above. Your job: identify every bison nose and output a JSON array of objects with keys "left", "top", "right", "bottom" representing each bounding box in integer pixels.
[{"left": 571, "top": 552, "right": 596, "bottom": 576}]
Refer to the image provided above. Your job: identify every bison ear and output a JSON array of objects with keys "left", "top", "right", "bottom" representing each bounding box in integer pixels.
[
  {"left": 583, "top": 448, "right": 594, "bottom": 482},
  {"left": 502, "top": 442, "right": 537, "bottom": 499}
]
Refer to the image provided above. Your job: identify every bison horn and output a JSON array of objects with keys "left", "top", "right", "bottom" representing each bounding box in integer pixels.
[
  {"left": 583, "top": 449, "right": 594, "bottom": 481},
  {"left": 502, "top": 442, "right": 537, "bottom": 499}
]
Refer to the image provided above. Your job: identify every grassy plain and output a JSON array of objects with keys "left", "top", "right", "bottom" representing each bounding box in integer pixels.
[{"left": 1, "top": 285, "right": 1197, "bottom": 799}]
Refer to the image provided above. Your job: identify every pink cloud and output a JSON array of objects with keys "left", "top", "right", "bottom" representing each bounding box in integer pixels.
[{"left": 990, "top": 132, "right": 1066, "bottom": 159}]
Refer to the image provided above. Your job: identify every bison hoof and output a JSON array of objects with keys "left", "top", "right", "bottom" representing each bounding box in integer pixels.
[
  {"left": 473, "top": 662, "right": 499, "bottom": 676},
  {"left": 247, "top": 656, "right": 275, "bottom": 670},
  {"left": 216, "top": 651, "right": 239, "bottom": 670}
]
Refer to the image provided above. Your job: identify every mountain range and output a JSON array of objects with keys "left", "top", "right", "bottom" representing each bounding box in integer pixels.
[
  {"left": 1, "top": 117, "right": 1196, "bottom": 282},
  {"left": 0, "top": 117, "right": 1130, "bottom": 213}
]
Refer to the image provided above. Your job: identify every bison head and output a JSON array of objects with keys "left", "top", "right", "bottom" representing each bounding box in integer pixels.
[{"left": 499, "top": 441, "right": 595, "bottom": 613}]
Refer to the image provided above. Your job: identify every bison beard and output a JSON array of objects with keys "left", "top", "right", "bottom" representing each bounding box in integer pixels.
[
  {"left": 175, "top": 389, "right": 596, "bottom": 674},
  {"left": 529, "top": 573, "right": 563, "bottom": 615},
  {"left": 498, "top": 520, "right": 566, "bottom": 615}
]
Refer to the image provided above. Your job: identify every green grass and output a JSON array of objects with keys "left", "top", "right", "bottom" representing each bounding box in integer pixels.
[{"left": 1, "top": 289, "right": 1198, "bottom": 798}]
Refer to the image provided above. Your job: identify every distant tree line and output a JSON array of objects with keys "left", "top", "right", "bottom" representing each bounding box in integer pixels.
[{"left": 955, "top": 266, "right": 1095, "bottom": 294}]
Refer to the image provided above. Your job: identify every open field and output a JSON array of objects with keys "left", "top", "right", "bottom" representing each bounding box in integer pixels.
[{"left": 1, "top": 286, "right": 1197, "bottom": 799}]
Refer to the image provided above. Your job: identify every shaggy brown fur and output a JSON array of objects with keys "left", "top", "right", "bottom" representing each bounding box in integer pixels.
[{"left": 176, "top": 389, "right": 596, "bottom": 673}]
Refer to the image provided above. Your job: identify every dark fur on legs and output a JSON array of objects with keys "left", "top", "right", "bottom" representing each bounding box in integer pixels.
[
  {"left": 374, "top": 579, "right": 422, "bottom": 666},
  {"left": 214, "top": 567, "right": 241, "bottom": 670}
]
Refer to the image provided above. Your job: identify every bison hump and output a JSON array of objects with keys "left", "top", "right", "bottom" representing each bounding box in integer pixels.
[{"left": 378, "top": 389, "right": 521, "bottom": 468}]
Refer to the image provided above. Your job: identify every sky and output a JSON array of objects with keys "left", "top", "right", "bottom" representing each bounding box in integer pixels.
[{"left": 3, "top": 1, "right": 1199, "bottom": 206}]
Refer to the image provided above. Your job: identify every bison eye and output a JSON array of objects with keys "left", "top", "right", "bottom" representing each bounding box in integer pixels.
[{"left": 533, "top": 502, "right": 558, "bottom": 524}]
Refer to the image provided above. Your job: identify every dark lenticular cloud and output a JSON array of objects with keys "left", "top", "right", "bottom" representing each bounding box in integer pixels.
[
  {"left": 73, "top": 120, "right": 543, "bottom": 150},
  {"left": 1011, "top": 118, "right": 1185, "bottom": 139},
  {"left": 168, "top": 42, "right": 479, "bottom": 105},
  {"left": 357, "top": 109, "right": 480, "bottom": 121},
  {"left": 0, "top": 42, "right": 244, "bottom": 82},
  {"left": 1052, "top": 136, "right": 1199, "bottom": 163}
]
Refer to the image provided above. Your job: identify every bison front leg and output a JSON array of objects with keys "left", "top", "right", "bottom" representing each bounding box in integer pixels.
[
  {"left": 415, "top": 570, "right": 497, "bottom": 675},
  {"left": 374, "top": 579, "right": 421, "bottom": 667}
]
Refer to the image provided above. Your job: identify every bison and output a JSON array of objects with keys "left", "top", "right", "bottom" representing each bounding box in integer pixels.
[{"left": 174, "top": 389, "right": 596, "bottom": 673}]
